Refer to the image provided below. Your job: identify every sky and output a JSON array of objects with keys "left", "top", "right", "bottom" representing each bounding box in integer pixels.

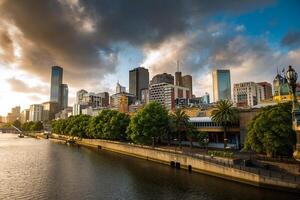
[{"left": 0, "top": 0, "right": 300, "bottom": 116}]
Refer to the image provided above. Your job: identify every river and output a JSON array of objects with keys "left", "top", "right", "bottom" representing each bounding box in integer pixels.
[{"left": 0, "top": 134, "right": 299, "bottom": 200}]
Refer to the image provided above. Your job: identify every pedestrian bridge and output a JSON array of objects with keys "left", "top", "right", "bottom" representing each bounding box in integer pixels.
[{"left": 0, "top": 125, "right": 22, "bottom": 133}]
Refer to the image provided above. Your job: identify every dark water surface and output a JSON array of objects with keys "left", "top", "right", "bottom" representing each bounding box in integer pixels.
[{"left": 0, "top": 134, "right": 299, "bottom": 200}]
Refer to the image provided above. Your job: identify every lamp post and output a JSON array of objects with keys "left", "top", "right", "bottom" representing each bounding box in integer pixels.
[{"left": 285, "top": 65, "right": 300, "bottom": 161}]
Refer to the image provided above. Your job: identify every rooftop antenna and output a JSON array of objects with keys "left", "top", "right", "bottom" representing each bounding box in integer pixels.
[{"left": 176, "top": 60, "right": 180, "bottom": 72}]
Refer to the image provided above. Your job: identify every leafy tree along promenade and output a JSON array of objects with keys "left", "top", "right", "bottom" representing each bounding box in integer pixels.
[
  {"left": 244, "top": 102, "right": 296, "bottom": 157},
  {"left": 47, "top": 101, "right": 296, "bottom": 157}
]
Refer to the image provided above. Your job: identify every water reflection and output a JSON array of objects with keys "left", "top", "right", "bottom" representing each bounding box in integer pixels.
[{"left": 0, "top": 134, "right": 298, "bottom": 200}]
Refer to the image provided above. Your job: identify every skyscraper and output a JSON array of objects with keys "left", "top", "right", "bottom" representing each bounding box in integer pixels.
[
  {"left": 50, "top": 66, "right": 63, "bottom": 106},
  {"left": 129, "top": 67, "right": 149, "bottom": 101},
  {"left": 182, "top": 75, "right": 193, "bottom": 96},
  {"left": 212, "top": 69, "right": 231, "bottom": 102},
  {"left": 61, "top": 84, "right": 68, "bottom": 109},
  {"left": 175, "top": 60, "right": 183, "bottom": 86}
]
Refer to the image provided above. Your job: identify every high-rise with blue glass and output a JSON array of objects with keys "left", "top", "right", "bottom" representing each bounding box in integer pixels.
[
  {"left": 212, "top": 69, "right": 231, "bottom": 102},
  {"left": 50, "top": 66, "right": 68, "bottom": 110}
]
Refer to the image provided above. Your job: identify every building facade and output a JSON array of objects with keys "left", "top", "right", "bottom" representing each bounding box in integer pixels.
[
  {"left": 233, "top": 82, "right": 265, "bottom": 108},
  {"left": 110, "top": 92, "right": 136, "bottom": 113},
  {"left": 29, "top": 104, "right": 43, "bottom": 122},
  {"left": 149, "top": 83, "right": 191, "bottom": 110},
  {"left": 6, "top": 106, "right": 21, "bottom": 123},
  {"left": 20, "top": 109, "right": 30, "bottom": 123},
  {"left": 129, "top": 67, "right": 149, "bottom": 101},
  {"left": 257, "top": 82, "right": 272, "bottom": 100},
  {"left": 60, "top": 84, "right": 68, "bottom": 109},
  {"left": 212, "top": 69, "right": 231, "bottom": 102},
  {"left": 42, "top": 101, "right": 59, "bottom": 121},
  {"left": 116, "top": 82, "right": 126, "bottom": 93},
  {"left": 272, "top": 69, "right": 300, "bottom": 102},
  {"left": 150, "top": 73, "right": 174, "bottom": 85},
  {"left": 182, "top": 75, "right": 193, "bottom": 96},
  {"left": 50, "top": 66, "right": 63, "bottom": 106},
  {"left": 76, "top": 89, "right": 88, "bottom": 103}
]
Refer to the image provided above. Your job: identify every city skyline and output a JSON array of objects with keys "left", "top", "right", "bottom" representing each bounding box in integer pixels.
[{"left": 1, "top": 0, "right": 300, "bottom": 115}]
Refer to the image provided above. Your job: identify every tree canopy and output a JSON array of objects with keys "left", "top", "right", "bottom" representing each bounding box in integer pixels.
[
  {"left": 244, "top": 102, "right": 296, "bottom": 157},
  {"left": 126, "top": 102, "right": 169, "bottom": 144},
  {"left": 22, "top": 121, "right": 43, "bottom": 131},
  {"left": 87, "top": 110, "right": 130, "bottom": 140}
]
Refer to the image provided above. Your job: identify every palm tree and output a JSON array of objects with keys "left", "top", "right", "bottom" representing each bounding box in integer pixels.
[
  {"left": 171, "top": 109, "right": 190, "bottom": 148},
  {"left": 211, "top": 100, "right": 239, "bottom": 150}
]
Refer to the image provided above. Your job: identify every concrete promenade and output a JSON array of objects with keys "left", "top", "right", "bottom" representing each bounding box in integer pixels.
[{"left": 49, "top": 134, "right": 300, "bottom": 193}]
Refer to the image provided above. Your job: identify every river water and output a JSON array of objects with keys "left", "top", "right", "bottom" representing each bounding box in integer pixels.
[{"left": 0, "top": 134, "right": 299, "bottom": 200}]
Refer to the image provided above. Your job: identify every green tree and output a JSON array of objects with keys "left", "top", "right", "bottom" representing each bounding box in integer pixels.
[
  {"left": 186, "top": 123, "right": 199, "bottom": 148},
  {"left": 126, "top": 102, "right": 169, "bottom": 145},
  {"left": 198, "top": 131, "right": 209, "bottom": 149},
  {"left": 31, "top": 121, "right": 43, "bottom": 131},
  {"left": 21, "top": 121, "right": 34, "bottom": 131},
  {"left": 87, "top": 110, "right": 130, "bottom": 140},
  {"left": 170, "top": 109, "right": 190, "bottom": 148},
  {"left": 12, "top": 120, "right": 21, "bottom": 129},
  {"left": 244, "top": 102, "right": 296, "bottom": 157},
  {"left": 66, "top": 115, "right": 91, "bottom": 138},
  {"left": 211, "top": 100, "right": 239, "bottom": 150}
]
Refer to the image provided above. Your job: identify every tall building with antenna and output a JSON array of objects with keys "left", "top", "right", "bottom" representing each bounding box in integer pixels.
[
  {"left": 175, "top": 60, "right": 183, "bottom": 86},
  {"left": 174, "top": 60, "right": 193, "bottom": 96}
]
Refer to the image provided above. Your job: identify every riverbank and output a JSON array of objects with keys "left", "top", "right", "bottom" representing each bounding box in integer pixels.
[{"left": 48, "top": 134, "right": 300, "bottom": 193}]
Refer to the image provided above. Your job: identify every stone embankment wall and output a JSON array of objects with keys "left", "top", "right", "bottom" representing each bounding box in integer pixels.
[{"left": 50, "top": 134, "right": 300, "bottom": 192}]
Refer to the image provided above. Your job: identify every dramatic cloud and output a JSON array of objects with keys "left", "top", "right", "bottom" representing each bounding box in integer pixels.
[
  {"left": 281, "top": 31, "right": 300, "bottom": 49},
  {"left": 7, "top": 78, "right": 48, "bottom": 94},
  {"left": 0, "top": 0, "right": 274, "bottom": 85}
]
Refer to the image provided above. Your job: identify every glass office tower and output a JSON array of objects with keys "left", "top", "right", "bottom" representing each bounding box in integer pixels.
[
  {"left": 50, "top": 66, "right": 63, "bottom": 107},
  {"left": 212, "top": 69, "right": 231, "bottom": 102},
  {"left": 61, "top": 84, "right": 68, "bottom": 109}
]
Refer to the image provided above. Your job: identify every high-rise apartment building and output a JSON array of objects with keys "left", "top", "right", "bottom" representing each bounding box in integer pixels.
[
  {"left": 182, "top": 75, "right": 193, "bottom": 96},
  {"left": 129, "top": 67, "right": 149, "bottom": 101},
  {"left": 233, "top": 82, "right": 265, "bottom": 108},
  {"left": 257, "top": 82, "right": 272, "bottom": 100},
  {"left": 29, "top": 104, "right": 43, "bottom": 122},
  {"left": 150, "top": 73, "right": 174, "bottom": 85},
  {"left": 212, "top": 69, "right": 231, "bottom": 102}
]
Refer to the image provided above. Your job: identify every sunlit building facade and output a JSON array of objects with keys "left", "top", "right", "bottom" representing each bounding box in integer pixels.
[{"left": 212, "top": 69, "right": 231, "bottom": 102}]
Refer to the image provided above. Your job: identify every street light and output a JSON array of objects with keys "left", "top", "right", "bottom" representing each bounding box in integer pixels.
[
  {"left": 285, "top": 65, "right": 300, "bottom": 161},
  {"left": 286, "top": 65, "right": 298, "bottom": 111}
]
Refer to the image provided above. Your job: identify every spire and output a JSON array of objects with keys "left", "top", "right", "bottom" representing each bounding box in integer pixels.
[{"left": 176, "top": 60, "right": 180, "bottom": 72}]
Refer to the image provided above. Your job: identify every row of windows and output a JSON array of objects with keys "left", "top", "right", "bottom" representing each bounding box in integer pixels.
[
  {"left": 191, "top": 122, "right": 220, "bottom": 127},
  {"left": 190, "top": 122, "right": 239, "bottom": 128}
]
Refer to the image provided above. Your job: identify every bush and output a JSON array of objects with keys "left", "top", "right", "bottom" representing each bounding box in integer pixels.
[{"left": 208, "top": 150, "right": 234, "bottom": 158}]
